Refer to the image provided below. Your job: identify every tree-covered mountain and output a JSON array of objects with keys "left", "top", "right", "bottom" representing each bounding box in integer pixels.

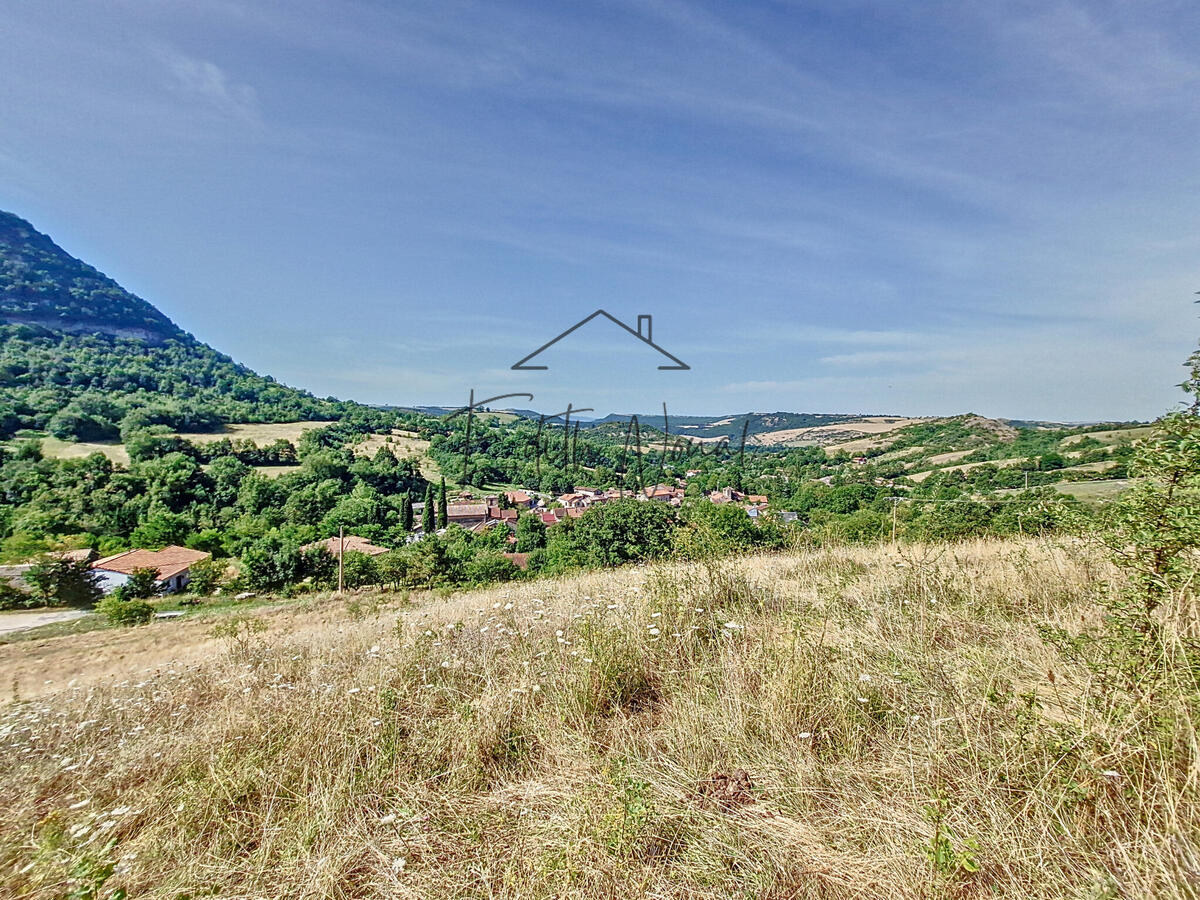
[{"left": 0, "top": 211, "right": 355, "bottom": 440}]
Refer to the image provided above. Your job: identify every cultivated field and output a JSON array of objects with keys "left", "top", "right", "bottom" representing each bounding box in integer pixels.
[
  {"left": 755, "top": 416, "right": 931, "bottom": 449},
  {"left": 1, "top": 538, "right": 1195, "bottom": 898}
]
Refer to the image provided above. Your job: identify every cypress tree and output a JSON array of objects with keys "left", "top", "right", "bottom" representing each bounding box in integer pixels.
[
  {"left": 401, "top": 493, "right": 413, "bottom": 532},
  {"left": 422, "top": 485, "right": 435, "bottom": 534},
  {"left": 437, "top": 477, "right": 448, "bottom": 529}
]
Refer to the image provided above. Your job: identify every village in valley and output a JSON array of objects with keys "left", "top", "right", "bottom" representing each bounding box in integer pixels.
[{"left": 14, "top": 479, "right": 790, "bottom": 593}]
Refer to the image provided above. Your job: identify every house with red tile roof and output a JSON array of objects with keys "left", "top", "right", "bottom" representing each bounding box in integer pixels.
[
  {"left": 709, "top": 487, "right": 747, "bottom": 504},
  {"left": 302, "top": 535, "right": 391, "bottom": 559},
  {"left": 54, "top": 548, "right": 96, "bottom": 564},
  {"left": 502, "top": 552, "right": 530, "bottom": 570},
  {"left": 91, "top": 545, "right": 212, "bottom": 594},
  {"left": 446, "top": 504, "right": 490, "bottom": 527},
  {"left": 644, "top": 484, "right": 683, "bottom": 504}
]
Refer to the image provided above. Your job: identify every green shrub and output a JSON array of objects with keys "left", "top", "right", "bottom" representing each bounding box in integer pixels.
[
  {"left": 24, "top": 557, "right": 103, "bottom": 607},
  {"left": 185, "top": 557, "right": 224, "bottom": 596},
  {"left": 0, "top": 579, "right": 37, "bottom": 610},
  {"left": 341, "top": 550, "right": 381, "bottom": 588},
  {"left": 121, "top": 567, "right": 161, "bottom": 600},
  {"left": 463, "top": 550, "right": 520, "bottom": 585},
  {"left": 97, "top": 594, "right": 154, "bottom": 626}
]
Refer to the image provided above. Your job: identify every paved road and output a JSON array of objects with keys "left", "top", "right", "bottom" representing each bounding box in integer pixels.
[{"left": 0, "top": 609, "right": 88, "bottom": 635}]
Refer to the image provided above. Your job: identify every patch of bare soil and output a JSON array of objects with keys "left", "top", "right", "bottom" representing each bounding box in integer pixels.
[{"left": 697, "top": 769, "right": 757, "bottom": 809}]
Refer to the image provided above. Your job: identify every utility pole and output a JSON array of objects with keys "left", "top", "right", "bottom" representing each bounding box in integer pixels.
[
  {"left": 1024, "top": 470, "right": 1030, "bottom": 490},
  {"left": 337, "top": 526, "right": 344, "bottom": 595},
  {"left": 891, "top": 497, "right": 899, "bottom": 545}
]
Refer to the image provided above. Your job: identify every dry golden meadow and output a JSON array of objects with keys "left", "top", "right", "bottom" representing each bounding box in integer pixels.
[{"left": 1, "top": 538, "right": 1196, "bottom": 899}]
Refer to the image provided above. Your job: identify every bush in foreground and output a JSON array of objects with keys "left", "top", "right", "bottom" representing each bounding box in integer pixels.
[{"left": 96, "top": 593, "right": 154, "bottom": 626}]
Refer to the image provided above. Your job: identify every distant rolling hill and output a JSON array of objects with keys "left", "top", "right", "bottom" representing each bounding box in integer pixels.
[{"left": 402, "top": 404, "right": 1145, "bottom": 452}]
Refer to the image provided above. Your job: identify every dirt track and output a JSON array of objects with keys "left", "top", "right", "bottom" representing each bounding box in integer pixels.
[{"left": 0, "top": 609, "right": 87, "bottom": 636}]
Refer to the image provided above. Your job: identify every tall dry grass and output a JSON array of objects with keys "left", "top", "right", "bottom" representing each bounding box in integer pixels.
[{"left": 1, "top": 538, "right": 1196, "bottom": 899}]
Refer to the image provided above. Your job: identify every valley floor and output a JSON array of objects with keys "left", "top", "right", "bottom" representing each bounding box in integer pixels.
[{"left": 1, "top": 539, "right": 1196, "bottom": 899}]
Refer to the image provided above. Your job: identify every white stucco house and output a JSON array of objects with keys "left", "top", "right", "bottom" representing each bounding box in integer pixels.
[{"left": 91, "top": 545, "right": 211, "bottom": 595}]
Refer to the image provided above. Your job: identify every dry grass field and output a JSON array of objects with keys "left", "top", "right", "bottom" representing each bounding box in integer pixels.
[
  {"left": 34, "top": 436, "right": 130, "bottom": 466},
  {"left": 355, "top": 430, "right": 442, "bottom": 483},
  {"left": 354, "top": 430, "right": 431, "bottom": 460},
  {"left": 254, "top": 464, "right": 304, "bottom": 479},
  {"left": 1061, "top": 426, "right": 1155, "bottom": 447},
  {"left": 908, "top": 457, "right": 1026, "bottom": 483},
  {"left": 757, "top": 417, "right": 931, "bottom": 449},
  {"left": 29, "top": 423, "right": 334, "bottom": 468},
  {"left": 1, "top": 539, "right": 1196, "bottom": 899},
  {"left": 174, "top": 421, "right": 333, "bottom": 445},
  {"left": 1053, "top": 479, "right": 1135, "bottom": 502}
]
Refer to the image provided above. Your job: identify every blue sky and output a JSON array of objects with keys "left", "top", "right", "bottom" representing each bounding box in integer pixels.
[{"left": 2, "top": 0, "right": 1197, "bottom": 421}]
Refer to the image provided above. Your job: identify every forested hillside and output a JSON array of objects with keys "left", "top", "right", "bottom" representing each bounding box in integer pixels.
[{"left": 0, "top": 211, "right": 354, "bottom": 439}]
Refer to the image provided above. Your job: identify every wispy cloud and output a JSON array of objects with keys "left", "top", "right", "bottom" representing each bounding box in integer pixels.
[
  {"left": 151, "top": 44, "right": 261, "bottom": 125},
  {"left": 3, "top": 0, "right": 1195, "bottom": 420},
  {"left": 1000, "top": 2, "right": 1200, "bottom": 106}
]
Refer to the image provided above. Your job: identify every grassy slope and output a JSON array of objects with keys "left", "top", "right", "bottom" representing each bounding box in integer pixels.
[{"left": 1, "top": 539, "right": 1195, "bottom": 898}]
